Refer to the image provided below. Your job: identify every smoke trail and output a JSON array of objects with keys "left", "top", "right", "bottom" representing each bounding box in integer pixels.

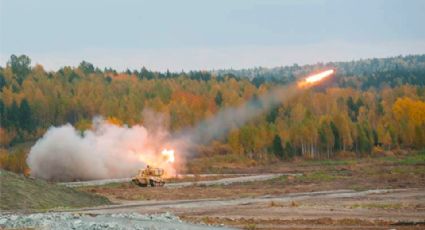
[
  {"left": 173, "top": 69, "right": 334, "bottom": 146},
  {"left": 172, "top": 84, "right": 297, "bottom": 145}
]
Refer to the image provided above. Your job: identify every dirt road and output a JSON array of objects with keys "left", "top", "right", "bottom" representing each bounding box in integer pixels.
[
  {"left": 60, "top": 173, "right": 294, "bottom": 188},
  {"left": 71, "top": 188, "right": 424, "bottom": 229}
]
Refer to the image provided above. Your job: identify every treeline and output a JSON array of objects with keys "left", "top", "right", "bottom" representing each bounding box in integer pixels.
[
  {"left": 214, "top": 54, "right": 425, "bottom": 88},
  {"left": 0, "top": 54, "right": 425, "bottom": 171}
]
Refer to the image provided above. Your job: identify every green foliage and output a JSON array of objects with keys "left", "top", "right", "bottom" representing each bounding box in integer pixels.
[
  {"left": 300, "top": 159, "right": 356, "bottom": 166},
  {"left": 6, "top": 100, "right": 20, "bottom": 128},
  {"left": 297, "top": 171, "right": 337, "bottom": 182},
  {"left": 0, "top": 72, "right": 6, "bottom": 90},
  {"left": 215, "top": 54, "right": 425, "bottom": 88},
  {"left": 215, "top": 91, "right": 223, "bottom": 107},
  {"left": 0, "top": 169, "right": 110, "bottom": 210},
  {"left": 330, "top": 121, "right": 341, "bottom": 151},
  {"left": 19, "top": 99, "right": 35, "bottom": 132},
  {"left": 1, "top": 99, "right": 36, "bottom": 146},
  {"left": 399, "top": 151, "right": 425, "bottom": 165},
  {"left": 284, "top": 141, "right": 295, "bottom": 159},
  {"left": 7, "top": 54, "right": 31, "bottom": 85},
  {"left": 271, "top": 135, "right": 284, "bottom": 159},
  {"left": 356, "top": 123, "right": 373, "bottom": 154},
  {"left": 266, "top": 107, "right": 278, "bottom": 123},
  {"left": 78, "top": 61, "right": 95, "bottom": 75},
  {"left": 186, "top": 153, "right": 256, "bottom": 174},
  {"left": 349, "top": 203, "right": 403, "bottom": 210}
]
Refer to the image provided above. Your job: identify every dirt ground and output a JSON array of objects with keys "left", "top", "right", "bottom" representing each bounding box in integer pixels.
[
  {"left": 80, "top": 156, "right": 424, "bottom": 201},
  {"left": 77, "top": 155, "right": 425, "bottom": 229}
]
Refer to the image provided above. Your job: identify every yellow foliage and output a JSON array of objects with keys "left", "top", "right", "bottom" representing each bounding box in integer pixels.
[
  {"left": 393, "top": 97, "right": 425, "bottom": 126},
  {"left": 0, "top": 148, "right": 29, "bottom": 174},
  {"left": 106, "top": 116, "right": 123, "bottom": 126},
  {"left": 0, "top": 148, "right": 8, "bottom": 168},
  {"left": 0, "top": 128, "right": 16, "bottom": 146},
  {"left": 75, "top": 119, "right": 92, "bottom": 131},
  {"left": 227, "top": 129, "right": 242, "bottom": 155}
]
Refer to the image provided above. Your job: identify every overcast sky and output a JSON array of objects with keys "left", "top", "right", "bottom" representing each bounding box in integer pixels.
[{"left": 1, "top": 0, "right": 425, "bottom": 71}]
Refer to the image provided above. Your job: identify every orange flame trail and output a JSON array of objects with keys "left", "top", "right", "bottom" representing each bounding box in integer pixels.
[{"left": 298, "top": 69, "right": 334, "bottom": 88}]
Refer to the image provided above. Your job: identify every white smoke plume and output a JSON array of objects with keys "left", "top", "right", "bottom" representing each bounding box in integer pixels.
[{"left": 27, "top": 116, "right": 178, "bottom": 181}]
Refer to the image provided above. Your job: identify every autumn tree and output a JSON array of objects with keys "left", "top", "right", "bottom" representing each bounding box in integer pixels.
[
  {"left": 271, "top": 135, "right": 284, "bottom": 159},
  {"left": 7, "top": 55, "right": 31, "bottom": 85}
]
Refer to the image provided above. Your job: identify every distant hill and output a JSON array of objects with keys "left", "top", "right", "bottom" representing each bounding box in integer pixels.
[
  {"left": 0, "top": 170, "right": 110, "bottom": 210},
  {"left": 213, "top": 54, "right": 425, "bottom": 88}
]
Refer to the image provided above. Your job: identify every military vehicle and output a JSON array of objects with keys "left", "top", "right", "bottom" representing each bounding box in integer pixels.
[{"left": 132, "top": 165, "right": 165, "bottom": 187}]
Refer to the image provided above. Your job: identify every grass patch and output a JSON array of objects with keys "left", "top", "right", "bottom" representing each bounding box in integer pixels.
[
  {"left": 390, "top": 166, "right": 424, "bottom": 175},
  {"left": 378, "top": 150, "right": 425, "bottom": 165},
  {"left": 83, "top": 182, "right": 133, "bottom": 190},
  {"left": 0, "top": 170, "right": 111, "bottom": 211},
  {"left": 349, "top": 185, "right": 369, "bottom": 191},
  {"left": 296, "top": 171, "right": 337, "bottom": 182},
  {"left": 268, "top": 175, "right": 288, "bottom": 185},
  {"left": 187, "top": 154, "right": 257, "bottom": 173},
  {"left": 378, "top": 156, "right": 399, "bottom": 163},
  {"left": 299, "top": 159, "right": 357, "bottom": 166},
  {"left": 245, "top": 223, "right": 257, "bottom": 230},
  {"left": 349, "top": 203, "right": 403, "bottom": 210},
  {"left": 399, "top": 153, "right": 425, "bottom": 165}
]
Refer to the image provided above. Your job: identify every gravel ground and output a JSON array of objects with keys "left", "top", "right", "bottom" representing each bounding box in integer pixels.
[{"left": 0, "top": 212, "right": 232, "bottom": 230}]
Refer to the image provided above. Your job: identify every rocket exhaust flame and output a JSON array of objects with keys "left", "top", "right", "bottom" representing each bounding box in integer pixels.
[
  {"left": 298, "top": 69, "right": 335, "bottom": 88},
  {"left": 161, "top": 149, "right": 175, "bottom": 163},
  {"left": 305, "top": 69, "right": 335, "bottom": 83},
  {"left": 297, "top": 69, "right": 335, "bottom": 88}
]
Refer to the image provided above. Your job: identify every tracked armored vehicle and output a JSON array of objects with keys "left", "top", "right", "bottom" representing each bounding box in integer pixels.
[{"left": 132, "top": 166, "right": 165, "bottom": 187}]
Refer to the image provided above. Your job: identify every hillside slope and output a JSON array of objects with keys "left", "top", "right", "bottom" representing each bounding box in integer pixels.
[{"left": 0, "top": 170, "right": 110, "bottom": 210}]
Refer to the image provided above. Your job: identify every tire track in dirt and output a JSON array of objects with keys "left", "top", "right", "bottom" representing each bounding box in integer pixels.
[
  {"left": 73, "top": 188, "right": 414, "bottom": 212},
  {"left": 60, "top": 173, "right": 296, "bottom": 188}
]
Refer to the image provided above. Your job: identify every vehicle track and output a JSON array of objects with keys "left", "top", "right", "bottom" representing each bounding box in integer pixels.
[
  {"left": 74, "top": 188, "right": 413, "bottom": 212},
  {"left": 60, "top": 173, "right": 297, "bottom": 188}
]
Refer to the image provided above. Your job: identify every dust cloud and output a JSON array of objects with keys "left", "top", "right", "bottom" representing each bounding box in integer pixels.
[{"left": 27, "top": 116, "right": 177, "bottom": 181}]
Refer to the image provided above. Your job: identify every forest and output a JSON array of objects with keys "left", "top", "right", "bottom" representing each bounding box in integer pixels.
[{"left": 1, "top": 54, "right": 425, "bottom": 173}]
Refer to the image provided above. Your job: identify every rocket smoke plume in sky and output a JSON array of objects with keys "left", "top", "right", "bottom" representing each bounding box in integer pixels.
[
  {"left": 173, "top": 84, "right": 296, "bottom": 145},
  {"left": 27, "top": 70, "right": 333, "bottom": 181},
  {"left": 173, "top": 69, "right": 334, "bottom": 147}
]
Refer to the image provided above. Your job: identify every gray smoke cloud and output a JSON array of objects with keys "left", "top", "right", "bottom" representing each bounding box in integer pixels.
[{"left": 173, "top": 83, "right": 298, "bottom": 145}]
